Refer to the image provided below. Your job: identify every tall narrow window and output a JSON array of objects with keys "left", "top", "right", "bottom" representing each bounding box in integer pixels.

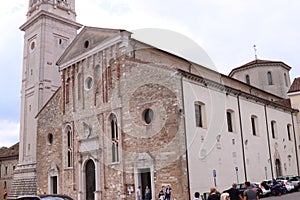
[
  {"left": 226, "top": 110, "right": 233, "bottom": 132},
  {"left": 5, "top": 166, "right": 8, "bottom": 175},
  {"left": 287, "top": 124, "right": 292, "bottom": 141},
  {"left": 251, "top": 115, "right": 258, "bottom": 136},
  {"left": 111, "top": 115, "right": 119, "bottom": 163},
  {"left": 284, "top": 73, "right": 288, "bottom": 87},
  {"left": 271, "top": 121, "right": 276, "bottom": 139},
  {"left": 195, "top": 102, "right": 205, "bottom": 128},
  {"left": 51, "top": 176, "right": 58, "bottom": 194},
  {"left": 77, "top": 73, "right": 82, "bottom": 100},
  {"left": 66, "top": 125, "right": 73, "bottom": 167},
  {"left": 245, "top": 74, "right": 250, "bottom": 85},
  {"left": 267, "top": 71, "right": 273, "bottom": 85},
  {"left": 66, "top": 78, "right": 71, "bottom": 104}
]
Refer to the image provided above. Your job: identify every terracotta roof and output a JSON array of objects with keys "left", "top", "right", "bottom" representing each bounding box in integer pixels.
[
  {"left": 288, "top": 77, "right": 300, "bottom": 93},
  {"left": 0, "top": 142, "right": 19, "bottom": 158},
  {"left": 229, "top": 59, "right": 291, "bottom": 77},
  {"left": 274, "top": 99, "right": 291, "bottom": 108}
]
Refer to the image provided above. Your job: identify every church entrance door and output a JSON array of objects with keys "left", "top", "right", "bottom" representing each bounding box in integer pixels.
[
  {"left": 139, "top": 168, "right": 152, "bottom": 200},
  {"left": 86, "top": 159, "right": 95, "bottom": 200}
]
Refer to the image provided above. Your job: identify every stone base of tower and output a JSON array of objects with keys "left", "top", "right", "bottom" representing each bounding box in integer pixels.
[{"left": 8, "top": 163, "right": 37, "bottom": 199}]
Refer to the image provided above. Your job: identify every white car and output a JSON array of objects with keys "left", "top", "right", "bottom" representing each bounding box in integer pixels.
[
  {"left": 254, "top": 182, "right": 271, "bottom": 196},
  {"left": 278, "top": 180, "right": 294, "bottom": 192}
]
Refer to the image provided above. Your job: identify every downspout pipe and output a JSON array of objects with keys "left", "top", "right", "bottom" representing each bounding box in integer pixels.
[
  {"left": 264, "top": 104, "right": 274, "bottom": 179},
  {"left": 237, "top": 93, "right": 247, "bottom": 181},
  {"left": 291, "top": 112, "right": 300, "bottom": 175}
]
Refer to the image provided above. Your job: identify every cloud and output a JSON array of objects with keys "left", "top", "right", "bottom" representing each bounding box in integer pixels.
[{"left": 0, "top": 119, "right": 19, "bottom": 148}]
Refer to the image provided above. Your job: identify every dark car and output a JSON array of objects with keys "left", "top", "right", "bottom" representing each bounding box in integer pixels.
[
  {"left": 17, "top": 194, "right": 73, "bottom": 200},
  {"left": 236, "top": 183, "right": 263, "bottom": 197}
]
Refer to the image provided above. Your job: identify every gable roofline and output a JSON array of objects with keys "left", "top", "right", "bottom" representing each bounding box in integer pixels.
[
  {"left": 229, "top": 59, "right": 291, "bottom": 77},
  {"left": 56, "top": 26, "right": 131, "bottom": 67},
  {"left": 130, "top": 38, "right": 219, "bottom": 75}
]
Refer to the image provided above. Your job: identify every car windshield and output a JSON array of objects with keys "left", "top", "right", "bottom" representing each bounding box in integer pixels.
[{"left": 41, "top": 197, "right": 71, "bottom": 200}]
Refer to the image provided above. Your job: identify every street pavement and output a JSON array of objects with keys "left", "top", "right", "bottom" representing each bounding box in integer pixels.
[{"left": 262, "top": 191, "right": 300, "bottom": 200}]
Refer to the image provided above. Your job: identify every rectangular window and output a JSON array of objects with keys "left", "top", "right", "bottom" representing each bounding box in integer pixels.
[
  {"left": 195, "top": 104, "right": 203, "bottom": 127},
  {"left": 227, "top": 111, "right": 233, "bottom": 132},
  {"left": 271, "top": 121, "right": 276, "bottom": 139},
  {"left": 51, "top": 176, "right": 58, "bottom": 194},
  {"left": 287, "top": 125, "right": 292, "bottom": 141},
  {"left": 5, "top": 166, "right": 8, "bottom": 175},
  {"left": 251, "top": 117, "right": 256, "bottom": 136}
]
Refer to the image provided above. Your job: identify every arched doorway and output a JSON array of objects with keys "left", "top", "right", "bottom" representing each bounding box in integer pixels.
[
  {"left": 275, "top": 159, "right": 282, "bottom": 177},
  {"left": 86, "top": 159, "right": 95, "bottom": 200}
]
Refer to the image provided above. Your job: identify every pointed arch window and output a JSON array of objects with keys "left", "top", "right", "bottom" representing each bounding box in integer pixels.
[
  {"left": 111, "top": 115, "right": 119, "bottom": 163},
  {"left": 66, "top": 125, "right": 73, "bottom": 168},
  {"left": 267, "top": 71, "right": 273, "bottom": 85}
]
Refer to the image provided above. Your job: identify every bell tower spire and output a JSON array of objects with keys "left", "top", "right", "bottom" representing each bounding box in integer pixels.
[{"left": 9, "top": 0, "right": 81, "bottom": 198}]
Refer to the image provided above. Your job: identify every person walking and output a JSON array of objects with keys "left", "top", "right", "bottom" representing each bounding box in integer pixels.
[
  {"left": 165, "top": 185, "right": 172, "bottom": 200},
  {"left": 136, "top": 186, "right": 141, "bottom": 200},
  {"left": 208, "top": 187, "right": 220, "bottom": 200},
  {"left": 225, "top": 183, "right": 242, "bottom": 200},
  {"left": 243, "top": 182, "right": 259, "bottom": 200},
  {"left": 194, "top": 192, "right": 202, "bottom": 200},
  {"left": 145, "top": 186, "right": 151, "bottom": 200}
]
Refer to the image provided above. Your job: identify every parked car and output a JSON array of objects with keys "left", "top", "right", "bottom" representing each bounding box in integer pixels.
[
  {"left": 261, "top": 179, "right": 287, "bottom": 196},
  {"left": 17, "top": 194, "right": 73, "bottom": 200},
  {"left": 253, "top": 182, "right": 271, "bottom": 196},
  {"left": 277, "top": 175, "right": 300, "bottom": 191},
  {"left": 278, "top": 180, "right": 294, "bottom": 192},
  {"left": 236, "top": 183, "right": 263, "bottom": 197}
]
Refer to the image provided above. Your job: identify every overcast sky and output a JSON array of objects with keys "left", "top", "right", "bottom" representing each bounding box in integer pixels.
[{"left": 0, "top": 0, "right": 300, "bottom": 147}]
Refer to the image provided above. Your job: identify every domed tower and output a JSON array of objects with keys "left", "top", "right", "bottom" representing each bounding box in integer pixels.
[
  {"left": 229, "top": 59, "right": 291, "bottom": 99},
  {"left": 9, "top": 0, "right": 81, "bottom": 198}
]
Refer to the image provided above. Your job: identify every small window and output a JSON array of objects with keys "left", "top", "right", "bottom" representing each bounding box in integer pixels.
[
  {"left": 143, "top": 108, "right": 154, "bottom": 124},
  {"left": 5, "top": 166, "right": 8, "bottom": 175},
  {"left": 30, "top": 41, "right": 35, "bottom": 50},
  {"left": 4, "top": 181, "right": 7, "bottom": 189},
  {"left": 48, "top": 133, "right": 53, "bottom": 145},
  {"left": 271, "top": 121, "right": 277, "bottom": 139},
  {"left": 245, "top": 74, "right": 250, "bottom": 85},
  {"left": 84, "top": 40, "right": 89, "bottom": 48},
  {"left": 287, "top": 124, "right": 292, "bottom": 141},
  {"left": 267, "top": 71, "right": 273, "bottom": 85},
  {"left": 195, "top": 102, "right": 206, "bottom": 128},
  {"left": 251, "top": 115, "right": 258, "bottom": 136},
  {"left": 284, "top": 73, "right": 288, "bottom": 87},
  {"left": 226, "top": 110, "right": 233, "bottom": 132},
  {"left": 85, "top": 77, "right": 93, "bottom": 90}
]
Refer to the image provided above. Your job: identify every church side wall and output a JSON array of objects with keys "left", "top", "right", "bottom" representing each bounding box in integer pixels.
[{"left": 183, "top": 76, "right": 299, "bottom": 196}]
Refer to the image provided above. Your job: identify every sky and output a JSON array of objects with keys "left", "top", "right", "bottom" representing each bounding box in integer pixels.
[{"left": 0, "top": 0, "right": 300, "bottom": 148}]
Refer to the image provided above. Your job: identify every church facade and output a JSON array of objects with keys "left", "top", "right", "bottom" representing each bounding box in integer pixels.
[{"left": 10, "top": 1, "right": 300, "bottom": 200}]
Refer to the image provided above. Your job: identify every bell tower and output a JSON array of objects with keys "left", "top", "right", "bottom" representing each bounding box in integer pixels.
[{"left": 9, "top": 0, "right": 81, "bottom": 198}]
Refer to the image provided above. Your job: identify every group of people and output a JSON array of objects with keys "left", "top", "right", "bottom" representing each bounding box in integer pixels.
[
  {"left": 158, "top": 185, "right": 172, "bottom": 200},
  {"left": 194, "top": 182, "right": 259, "bottom": 200},
  {"left": 136, "top": 185, "right": 172, "bottom": 200}
]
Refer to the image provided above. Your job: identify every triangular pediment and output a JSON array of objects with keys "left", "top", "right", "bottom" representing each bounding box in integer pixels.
[{"left": 57, "top": 26, "right": 129, "bottom": 66}]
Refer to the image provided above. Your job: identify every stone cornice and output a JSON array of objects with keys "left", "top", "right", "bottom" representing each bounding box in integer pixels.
[{"left": 178, "top": 69, "right": 298, "bottom": 113}]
